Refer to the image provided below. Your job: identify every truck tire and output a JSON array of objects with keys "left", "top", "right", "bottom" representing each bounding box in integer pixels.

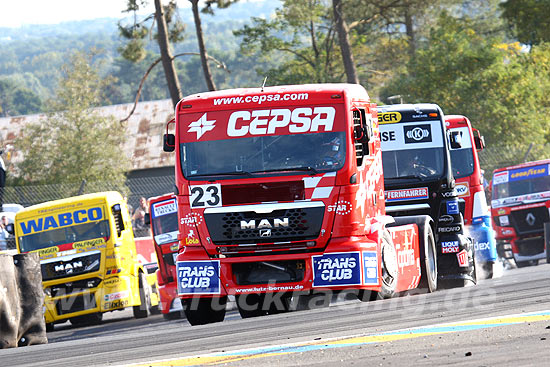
[
  {"left": 184, "top": 297, "right": 227, "bottom": 326},
  {"left": 163, "top": 311, "right": 184, "bottom": 320},
  {"left": 369, "top": 230, "right": 398, "bottom": 300},
  {"left": 236, "top": 293, "right": 292, "bottom": 318},
  {"left": 133, "top": 272, "right": 151, "bottom": 319},
  {"left": 417, "top": 218, "right": 437, "bottom": 293}
]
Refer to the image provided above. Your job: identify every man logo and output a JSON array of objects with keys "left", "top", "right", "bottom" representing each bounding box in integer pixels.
[
  {"left": 240, "top": 218, "right": 289, "bottom": 230},
  {"left": 526, "top": 212, "right": 536, "bottom": 226},
  {"left": 54, "top": 261, "right": 83, "bottom": 274},
  {"left": 259, "top": 229, "right": 272, "bottom": 237},
  {"left": 404, "top": 124, "right": 432, "bottom": 143}
]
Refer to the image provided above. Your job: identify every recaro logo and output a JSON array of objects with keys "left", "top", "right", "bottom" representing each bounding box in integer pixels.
[
  {"left": 240, "top": 218, "right": 290, "bottom": 230},
  {"left": 227, "top": 107, "right": 335, "bottom": 137}
]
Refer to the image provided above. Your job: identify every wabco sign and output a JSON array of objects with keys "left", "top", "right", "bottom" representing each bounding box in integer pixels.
[{"left": 19, "top": 207, "right": 103, "bottom": 235}]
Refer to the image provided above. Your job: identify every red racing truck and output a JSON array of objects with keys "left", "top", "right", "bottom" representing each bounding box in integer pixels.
[
  {"left": 163, "top": 84, "right": 438, "bottom": 325},
  {"left": 445, "top": 115, "right": 497, "bottom": 277},
  {"left": 490, "top": 159, "right": 550, "bottom": 267},
  {"left": 146, "top": 194, "right": 183, "bottom": 319}
]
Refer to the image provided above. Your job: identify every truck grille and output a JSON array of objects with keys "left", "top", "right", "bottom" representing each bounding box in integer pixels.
[
  {"left": 204, "top": 203, "right": 325, "bottom": 245},
  {"left": 511, "top": 206, "right": 549, "bottom": 236},
  {"left": 55, "top": 292, "right": 97, "bottom": 315},
  {"left": 515, "top": 237, "right": 545, "bottom": 256},
  {"left": 41, "top": 251, "right": 101, "bottom": 281}
]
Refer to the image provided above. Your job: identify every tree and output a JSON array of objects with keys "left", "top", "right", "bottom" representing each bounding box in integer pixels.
[
  {"left": 332, "top": 0, "right": 358, "bottom": 84},
  {"left": 0, "top": 78, "right": 42, "bottom": 117},
  {"left": 500, "top": 0, "right": 550, "bottom": 45},
  {"left": 14, "top": 51, "right": 131, "bottom": 185},
  {"left": 234, "top": 0, "right": 344, "bottom": 85},
  {"left": 381, "top": 13, "right": 550, "bottom": 146}
]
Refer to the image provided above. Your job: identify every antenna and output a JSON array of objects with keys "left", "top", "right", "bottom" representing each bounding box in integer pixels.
[{"left": 261, "top": 76, "right": 267, "bottom": 92}]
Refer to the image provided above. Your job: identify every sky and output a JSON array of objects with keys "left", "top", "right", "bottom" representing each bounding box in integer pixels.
[{"left": 0, "top": 0, "right": 160, "bottom": 28}]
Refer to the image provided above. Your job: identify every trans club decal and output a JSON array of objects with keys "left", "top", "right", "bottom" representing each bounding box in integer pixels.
[
  {"left": 177, "top": 260, "right": 221, "bottom": 295},
  {"left": 312, "top": 252, "right": 361, "bottom": 287},
  {"left": 385, "top": 187, "right": 429, "bottom": 202}
]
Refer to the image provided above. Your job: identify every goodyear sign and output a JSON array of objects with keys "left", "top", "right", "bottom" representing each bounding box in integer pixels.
[
  {"left": 378, "top": 112, "right": 402, "bottom": 124},
  {"left": 509, "top": 164, "right": 549, "bottom": 182},
  {"left": 19, "top": 207, "right": 104, "bottom": 235}
]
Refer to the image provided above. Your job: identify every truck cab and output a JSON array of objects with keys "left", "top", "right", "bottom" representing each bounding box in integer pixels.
[
  {"left": 491, "top": 159, "right": 550, "bottom": 267},
  {"left": 445, "top": 115, "right": 497, "bottom": 277},
  {"left": 147, "top": 193, "right": 183, "bottom": 319},
  {"left": 378, "top": 104, "right": 476, "bottom": 287}
]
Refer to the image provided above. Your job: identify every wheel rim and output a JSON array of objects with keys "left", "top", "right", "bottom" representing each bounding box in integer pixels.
[
  {"left": 382, "top": 240, "right": 398, "bottom": 286},
  {"left": 427, "top": 234, "right": 437, "bottom": 281}
]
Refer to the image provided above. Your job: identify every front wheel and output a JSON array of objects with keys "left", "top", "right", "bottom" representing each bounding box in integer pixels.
[
  {"left": 133, "top": 272, "right": 151, "bottom": 319},
  {"left": 369, "top": 230, "right": 398, "bottom": 300},
  {"left": 184, "top": 297, "right": 227, "bottom": 326},
  {"left": 417, "top": 219, "right": 437, "bottom": 292}
]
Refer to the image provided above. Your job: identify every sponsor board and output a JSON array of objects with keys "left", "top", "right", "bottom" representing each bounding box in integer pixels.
[
  {"left": 152, "top": 199, "right": 177, "bottom": 217},
  {"left": 181, "top": 213, "right": 204, "bottom": 227},
  {"left": 441, "top": 240, "right": 459, "bottom": 254},
  {"left": 493, "top": 171, "right": 509, "bottom": 185},
  {"left": 455, "top": 183, "right": 470, "bottom": 197},
  {"left": 312, "top": 252, "right": 362, "bottom": 287},
  {"left": 457, "top": 249, "right": 469, "bottom": 267},
  {"left": 327, "top": 200, "right": 353, "bottom": 215},
  {"left": 446, "top": 201, "right": 460, "bottom": 215},
  {"left": 103, "top": 278, "right": 120, "bottom": 287},
  {"left": 475, "top": 241, "right": 491, "bottom": 251},
  {"left": 362, "top": 251, "right": 379, "bottom": 285},
  {"left": 509, "top": 164, "right": 549, "bottom": 182},
  {"left": 441, "top": 190, "right": 458, "bottom": 198},
  {"left": 404, "top": 124, "right": 432, "bottom": 144},
  {"left": 438, "top": 215, "right": 455, "bottom": 224},
  {"left": 378, "top": 112, "right": 402, "bottom": 124},
  {"left": 438, "top": 225, "right": 461, "bottom": 234},
  {"left": 385, "top": 187, "right": 429, "bottom": 202},
  {"left": 177, "top": 260, "right": 221, "bottom": 295},
  {"left": 104, "top": 290, "right": 129, "bottom": 302},
  {"left": 104, "top": 299, "right": 129, "bottom": 310},
  {"left": 19, "top": 206, "right": 104, "bottom": 235}
]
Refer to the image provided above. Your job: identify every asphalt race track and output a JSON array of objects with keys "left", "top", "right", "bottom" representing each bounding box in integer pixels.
[{"left": 3, "top": 262, "right": 550, "bottom": 366}]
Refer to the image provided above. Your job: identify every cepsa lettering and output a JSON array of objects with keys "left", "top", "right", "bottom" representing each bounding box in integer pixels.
[
  {"left": 227, "top": 107, "right": 335, "bottom": 137},
  {"left": 20, "top": 207, "right": 103, "bottom": 235}
]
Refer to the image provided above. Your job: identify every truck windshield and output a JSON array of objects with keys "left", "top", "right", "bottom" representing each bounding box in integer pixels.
[
  {"left": 492, "top": 168, "right": 550, "bottom": 200},
  {"left": 449, "top": 148, "right": 474, "bottom": 178},
  {"left": 382, "top": 148, "right": 445, "bottom": 179},
  {"left": 152, "top": 211, "right": 178, "bottom": 245},
  {"left": 19, "top": 220, "right": 110, "bottom": 253},
  {"left": 180, "top": 131, "right": 346, "bottom": 179}
]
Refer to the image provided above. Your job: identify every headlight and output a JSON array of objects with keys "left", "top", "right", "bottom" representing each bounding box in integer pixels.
[
  {"left": 499, "top": 215, "right": 510, "bottom": 226},
  {"left": 44, "top": 287, "right": 52, "bottom": 297}
]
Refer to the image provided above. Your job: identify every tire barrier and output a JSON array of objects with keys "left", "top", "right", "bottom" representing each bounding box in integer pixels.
[{"left": 0, "top": 252, "right": 48, "bottom": 348}]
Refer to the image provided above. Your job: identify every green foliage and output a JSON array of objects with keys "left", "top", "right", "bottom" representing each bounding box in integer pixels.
[
  {"left": 381, "top": 13, "right": 550, "bottom": 147},
  {"left": 501, "top": 0, "right": 550, "bottom": 45},
  {"left": 234, "top": 0, "right": 345, "bottom": 84},
  {"left": 0, "top": 77, "right": 42, "bottom": 116},
  {"left": 14, "top": 51, "right": 131, "bottom": 186}
]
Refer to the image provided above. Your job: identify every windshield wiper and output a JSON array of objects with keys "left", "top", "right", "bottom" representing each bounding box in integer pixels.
[
  {"left": 252, "top": 166, "right": 320, "bottom": 175},
  {"left": 187, "top": 171, "right": 255, "bottom": 178},
  {"left": 385, "top": 175, "right": 423, "bottom": 181}
]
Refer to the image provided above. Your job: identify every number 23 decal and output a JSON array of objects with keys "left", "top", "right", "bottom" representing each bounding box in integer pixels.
[{"left": 190, "top": 184, "right": 222, "bottom": 208}]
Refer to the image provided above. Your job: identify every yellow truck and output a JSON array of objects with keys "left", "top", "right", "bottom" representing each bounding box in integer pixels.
[{"left": 14, "top": 191, "right": 159, "bottom": 331}]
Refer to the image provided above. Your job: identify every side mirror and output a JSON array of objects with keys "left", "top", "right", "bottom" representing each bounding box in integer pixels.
[
  {"left": 449, "top": 130, "right": 462, "bottom": 149},
  {"left": 144, "top": 212, "right": 150, "bottom": 226},
  {"left": 163, "top": 134, "right": 175, "bottom": 152},
  {"left": 5, "top": 223, "right": 14, "bottom": 235},
  {"left": 473, "top": 129, "right": 485, "bottom": 150}
]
